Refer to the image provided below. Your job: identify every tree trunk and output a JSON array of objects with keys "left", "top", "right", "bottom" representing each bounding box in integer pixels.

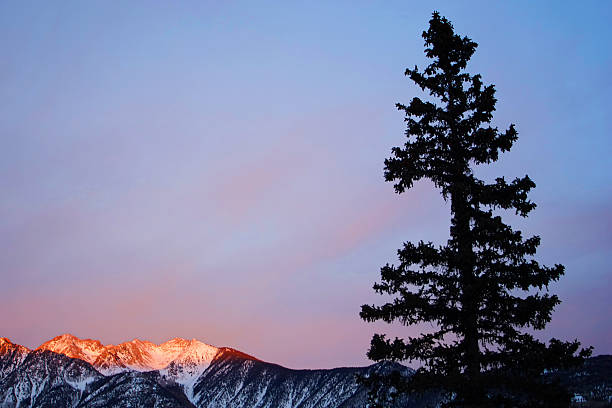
[{"left": 451, "top": 182, "right": 481, "bottom": 407}]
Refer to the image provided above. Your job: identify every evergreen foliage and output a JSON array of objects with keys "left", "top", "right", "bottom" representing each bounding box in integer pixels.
[{"left": 360, "top": 12, "right": 591, "bottom": 408}]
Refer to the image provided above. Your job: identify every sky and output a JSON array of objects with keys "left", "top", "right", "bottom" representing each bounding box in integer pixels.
[{"left": 0, "top": 1, "right": 610, "bottom": 369}]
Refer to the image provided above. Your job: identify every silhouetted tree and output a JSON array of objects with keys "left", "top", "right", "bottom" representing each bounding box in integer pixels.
[{"left": 360, "top": 12, "right": 591, "bottom": 408}]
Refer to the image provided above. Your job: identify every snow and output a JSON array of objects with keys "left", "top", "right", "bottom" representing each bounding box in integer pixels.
[
  {"left": 38, "top": 334, "right": 219, "bottom": 374},
  {"left": 157, "top": 339, "right": 220, "bottom": 401},
  {"left": 65, "top": 376, "right": 95, "bottom": 392}
]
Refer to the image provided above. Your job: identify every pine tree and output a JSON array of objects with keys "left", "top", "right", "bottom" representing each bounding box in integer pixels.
[{"left": 360, "top": 12, "right": 591, "bottom": 408}]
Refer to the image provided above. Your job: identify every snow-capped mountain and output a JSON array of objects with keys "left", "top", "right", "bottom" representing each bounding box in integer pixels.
[
  {"left": 0, "top": 334, "right": 423, "bottom": 408},
  {"left": 37, "top": 334, "right": 219, "bottom": 377}
]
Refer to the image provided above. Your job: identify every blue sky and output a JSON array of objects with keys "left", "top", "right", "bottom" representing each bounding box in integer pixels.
[{"left": 1, "top": 1, "right": 610, "bottom": 368}]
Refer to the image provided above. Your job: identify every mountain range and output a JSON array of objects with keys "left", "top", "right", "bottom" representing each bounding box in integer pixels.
[
  {"left": 0, "top": 334, "right": 427, "bottom": 408},
  {"left": 3, "top": 335, "right": 609, "bottom": 408}
]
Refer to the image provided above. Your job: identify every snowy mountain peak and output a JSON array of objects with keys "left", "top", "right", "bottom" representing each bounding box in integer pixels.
[
  {"left": 0, "top": 337, "right": 29, "bottom": 355},
  {"left": 36, "top": 334, "right": 220, "bottom": 376}
]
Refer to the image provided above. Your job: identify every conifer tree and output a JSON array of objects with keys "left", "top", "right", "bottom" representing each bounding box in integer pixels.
[{"left": 360, "top": 12, "right": 591, "bottom": 408}]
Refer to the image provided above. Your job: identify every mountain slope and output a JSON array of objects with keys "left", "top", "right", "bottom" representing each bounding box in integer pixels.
[
  {"left": 0, "top": 339, "right": 29, "bottom": 381},
  {"left": 192, "top": 348, "right": 425, "bottom": 408},
  {"left": 547, "top": 355, "right": 612, "bottom": 403},
  {"left": 0, "top": 349, "right": 102, "bottom": 408},
  {"left": 76, "top": 371, "right": 195, "bottom": 408}
]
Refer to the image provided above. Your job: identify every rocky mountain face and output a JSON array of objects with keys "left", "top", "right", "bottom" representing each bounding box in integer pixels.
[
  {"left": 0, "top": 340, "right": 102, "bottom": 408},
  {"left": 0, "top": 335, "right": 422, "bottom": 408},
  {"left": 0, "top": 339, "right": 29, "bottom": 380},
  {"left": 191, "top": 348, "right": 429, "bottom": 408}
]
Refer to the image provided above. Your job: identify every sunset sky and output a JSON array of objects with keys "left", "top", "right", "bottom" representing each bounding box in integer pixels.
[{"left": 1, "top": 1, "right": 610, "bottom": 369}]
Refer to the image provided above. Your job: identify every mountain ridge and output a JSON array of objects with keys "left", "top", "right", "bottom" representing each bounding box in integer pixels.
[
  {"left": 4, "top": 335, "right": 607, "bottom": 407},
  {"left": 36, "top": 334, "right": 221, "bottom": 376},
  {"left": 0, "top": 334, "right": 418, "bottom": 408}
]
